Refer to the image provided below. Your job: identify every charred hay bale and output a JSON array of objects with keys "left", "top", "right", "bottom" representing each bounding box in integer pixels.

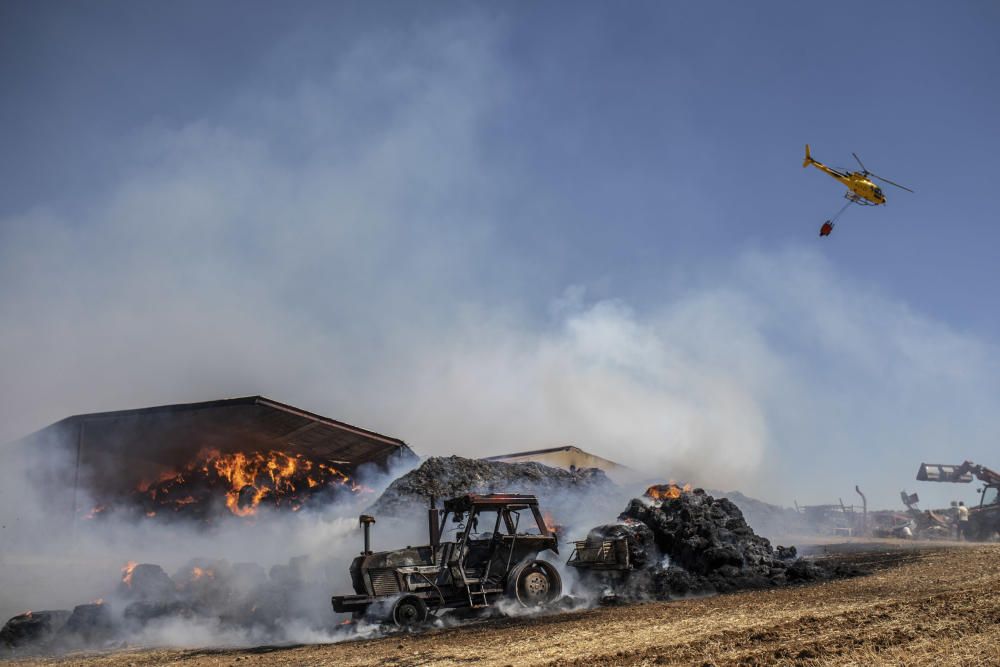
[
  {"left": 269, "top": 555, "right": 307, "bottom": 585},
  {"left": 775, "top": 545, "right": 797, "bottom": 561},
  {"left": 172, "top": 559, "right": 240, "bottom": 613},
  {"left": 707, "top": 490, "right": 812, "bottom": 538},
  {"left": 784, "top": 558, "right": 830, "bottom": 582},
  {"left": 54, "top": 603, "right": 114, "bottom": 645},
  {"left": 648, "top": 567, "right": 713, "bottom": 598},
  {"left": 244, "top": 556, "right": 310, "bottom": 623},
  {"left": 368, "top": 456, "right": 613, "bottom": 517},
  {"left": 123, "top": 600, "right": 198, "bottom": 626},
  {"left": 621, "top": 490, "right": 779, "bottom": 575},
  {"left": 619, "top": 489, "right": 788, "bottom": 597},
  {"left": 231, "top": 562, "right": 268, "bottom": 589},
  {"left": 1, "top": 610, "right": 70, "bottom": 649},
  {"left": 119, "top": 563, "right": 177, "bottom": 602},
  {"left": 615, "top": 489, "right": 870, "bottom": 600}
]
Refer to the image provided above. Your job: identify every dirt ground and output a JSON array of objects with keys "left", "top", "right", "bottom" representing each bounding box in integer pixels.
[{"left": 6, "top": 542, "right": 1000, "bottom": 667}]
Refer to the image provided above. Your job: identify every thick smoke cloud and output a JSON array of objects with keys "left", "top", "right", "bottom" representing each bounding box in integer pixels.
[
  {"left": 3, "top": 11, "right": 1000, "bottom": 619},
  {"left": 0, "top": 437, "right": 423, "bottom": 628}
]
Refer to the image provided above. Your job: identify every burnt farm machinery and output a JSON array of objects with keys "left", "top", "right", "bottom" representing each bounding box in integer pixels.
[
  {"left": 332, "top": 494, "right": 562, "bottom": 625},
  {"left": 917, "top": 461, "right": 1000, "bottom": 541}
]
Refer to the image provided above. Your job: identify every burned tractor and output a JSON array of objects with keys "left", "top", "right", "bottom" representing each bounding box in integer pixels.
[
  {"left": 332, "top": 494, "right": 562, "bottom": 625},
  {"left": 918, "top": 461, "right": 1000, "bottom": 541}
]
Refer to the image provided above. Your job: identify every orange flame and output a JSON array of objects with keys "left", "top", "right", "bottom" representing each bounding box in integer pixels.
[
  {"left": 210, "top": 450, "right": 353, "bottom": 516},
  {"left": 121, "top": 561, "right": 138, "bottom": 587},
  {"left": 645, "top": 481, "right": 692, "bottom": 501},
  {"left": 190, "top": 566, "right": 213, "bottom": 580},
  {"left": 132, "top": 448, "right": 360, "bottom": 518}
]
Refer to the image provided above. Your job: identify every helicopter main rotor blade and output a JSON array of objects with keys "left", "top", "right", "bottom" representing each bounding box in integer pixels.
[
  {"left": 852, "top": 152, "right": 869, "bottom": 173},
  {"left": 870, "top": 173, "right": 914, "bottom": 193}
]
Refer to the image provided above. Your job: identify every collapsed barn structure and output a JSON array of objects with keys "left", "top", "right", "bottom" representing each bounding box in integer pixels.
[{"left": 12, "top": 396, "right": 417, "bottom": 521}]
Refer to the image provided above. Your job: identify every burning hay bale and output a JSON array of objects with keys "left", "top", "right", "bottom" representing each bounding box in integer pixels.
[
  {"left": 122, "top": 600, "right": 197, "bottom": 627},
  {"left": 117, "top": 557, "right": 313, "bottom": 631},
  {"left": 368, "top": 455, "right": 614, "bottom": 518},
  {"left": 119, "top": 563, "right": 177, "bottom": 602},
  {"left": 58, "top": 603, "right": 114, "bottom": 645},
  {"left": 81, "top": 448, "right": 366, "bottom": 523}
]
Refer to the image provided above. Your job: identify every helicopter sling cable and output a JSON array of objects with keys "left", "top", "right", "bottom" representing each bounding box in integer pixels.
[{"left": 819, "top": 199, "right": 853, "bottom": 237}]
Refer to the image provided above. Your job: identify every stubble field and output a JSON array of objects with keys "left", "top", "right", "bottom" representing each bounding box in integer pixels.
[{"left": 7, "top": 542, "right": 1000, "bottom": 667}]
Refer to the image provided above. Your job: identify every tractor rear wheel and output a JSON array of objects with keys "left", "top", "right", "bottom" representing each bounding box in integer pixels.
[{"left": 508, "top": 560, "right": 562, "bottom": 607}]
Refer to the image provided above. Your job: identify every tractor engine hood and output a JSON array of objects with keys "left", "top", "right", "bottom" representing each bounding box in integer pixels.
[{"left": 349, "top": 545, "right": 438, "bottom": 596}]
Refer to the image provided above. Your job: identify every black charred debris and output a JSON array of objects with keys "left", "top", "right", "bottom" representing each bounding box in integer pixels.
[
  {"left": 596, "top": 489, "right": 863, "bottom": 600},
  {"left": 368, "top": 455, "right": 613, "bottom": 517}
]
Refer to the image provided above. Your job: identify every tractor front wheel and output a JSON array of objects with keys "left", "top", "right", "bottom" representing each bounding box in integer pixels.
[{"left": 391, "top": 595, "right": 428, "bottom": 627}]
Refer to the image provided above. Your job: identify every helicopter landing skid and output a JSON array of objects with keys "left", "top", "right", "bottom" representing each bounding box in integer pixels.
[{"left": 844, "top": 192, "right": 876, "bottom": 206}]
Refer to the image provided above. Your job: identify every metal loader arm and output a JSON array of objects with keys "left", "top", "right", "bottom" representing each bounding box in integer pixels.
[{"left": 917, "top": 461, "right": 1000, "bottom": 486}]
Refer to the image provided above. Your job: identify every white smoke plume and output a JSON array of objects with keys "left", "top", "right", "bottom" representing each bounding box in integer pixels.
[{"left": 3, "top": 8, "right": 1000, "bottom": 647}]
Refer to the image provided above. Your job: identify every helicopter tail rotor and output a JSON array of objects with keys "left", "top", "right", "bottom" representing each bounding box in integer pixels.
[{"left": 803, "top": 144, "right": 813, "bottom": 168}]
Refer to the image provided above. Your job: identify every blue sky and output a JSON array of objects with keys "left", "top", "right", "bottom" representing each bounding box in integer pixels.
[{"left": 1, "top": 1, "right": 998, "bottom": 509}]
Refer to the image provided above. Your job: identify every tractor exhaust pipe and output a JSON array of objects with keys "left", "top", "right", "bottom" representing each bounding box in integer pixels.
[
  {"left": 359, "top": 514, "right": 376, "bottom": 555},
  {"left": 428, "top": 496, "right": 440, "bottom": 564}
]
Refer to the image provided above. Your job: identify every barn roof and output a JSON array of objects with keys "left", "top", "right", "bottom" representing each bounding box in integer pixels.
[{"left": 24, "top": 395, "right": 415, "bottom": 470}]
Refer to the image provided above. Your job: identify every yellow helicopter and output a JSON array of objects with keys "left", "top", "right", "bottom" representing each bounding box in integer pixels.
[{"left": 803, "top": 144, "right": 912, "bottom": 236}]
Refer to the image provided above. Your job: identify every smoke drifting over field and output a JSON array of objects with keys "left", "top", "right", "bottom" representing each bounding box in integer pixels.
[
  {"left": 0, "top": 445, "right": 446, "bottom": 653},
  {"left": 3, "top": 14, "right": 1000, "bottom": 649},
  {"left": 0, "top": 444, "right": 623, "bottom": 650}
]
